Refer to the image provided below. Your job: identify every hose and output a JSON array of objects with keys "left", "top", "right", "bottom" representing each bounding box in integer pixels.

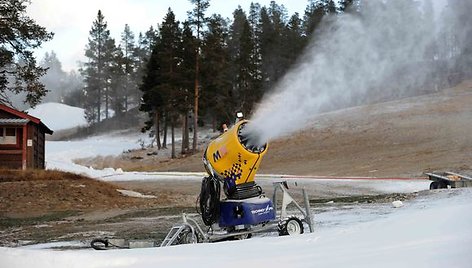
[
  {"left": 90, "top": 238, "right": 129, "bottom": 250},
  {"left": 198, "top": 175, "right": 220, "bottom": 226}
]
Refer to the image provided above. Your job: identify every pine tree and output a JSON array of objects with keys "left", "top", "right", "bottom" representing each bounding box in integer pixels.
[
  {"left": 259, "top": 3, "right": 288, "bottom": 91},
  {"left": 140, "top": 44, "right": 163, "bottom": 149},
  {"left": 228, "top": 7, "right": 261, "bottom": 115},
  {"left": 102, "top": 37, "right": 117, "bottom": 120},
  {"left": 109, "top": 45, "right": 126, "bottom": 117},
  {"left": 201, "top": 14, "right": 232, "bottom": 129},
  {"left": 303, "top": 0, "right": 325, "bottom": 38},
  {"left": 134, "top": 26, "right": 159, "bottom": 105},
  {"left": 0, "top": 0, "right": 53, "bottom": 107},
  {"left": 179, "top": 22, "right": 196, "bottom": 153},
  {"left": 282, "top": 13, "right": 304, "bottom": 68},
  {"left": 140, "top": 9, "right": 184, "bottom": 154},
  {"left": 120, "top": 24, "right": 136, "bottom": 112},
  {"left": 157, "top": 9, "right": 182, "bottom": 156},
  {"left": 82, "top": 10, "right": 115, "bottom": 123},
  {"left": 248, "top": 3, "right": 263, "bottom": 95},
  {"left": 187, "top": 0, "right": 210, "bottom": 152}
]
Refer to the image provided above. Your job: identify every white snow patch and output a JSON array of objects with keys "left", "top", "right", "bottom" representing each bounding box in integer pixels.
[
  {"left": 117, "top": 189, "right": 156, "bottom": 199},
  {"left": 27, "top": 102, "right": 87, "bottom": 131},
  {"left": 392, "top": 200, "right": 404, "bottom": 208},
  {"left": 45, "top": 130, "right": 152, "bottom": 178}
]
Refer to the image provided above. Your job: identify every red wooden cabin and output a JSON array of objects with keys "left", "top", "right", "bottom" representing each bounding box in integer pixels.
[{"left": 0, "top": 104, "right": 53, "bottom": 169}]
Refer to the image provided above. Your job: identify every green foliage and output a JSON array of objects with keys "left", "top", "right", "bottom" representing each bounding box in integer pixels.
[
  {"left": 0, "top": 0, "right": 53, "bottom": 107},
  {"left": 201, "top": 15, "right": 231, "bottom": 126}
]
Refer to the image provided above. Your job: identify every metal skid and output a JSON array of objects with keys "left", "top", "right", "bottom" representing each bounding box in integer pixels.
[{"left": 161, "top": 181, "right": 314, "bottom": 247}]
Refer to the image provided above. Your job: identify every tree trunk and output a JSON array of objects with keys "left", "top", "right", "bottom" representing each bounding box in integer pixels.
[
  {"left": 193, "top": 53, "right": 199, "bottom": 152},
  {"left": 181, "top": 113, "right": 187, "bottom": 154},
  {"left": 162, "top": 113, "right": 168, "bottom": 149},
  {"left": 155, "top": 111, "right": 161, "bottom": 150},
  {"left": 97, "top": 87, "right": 101, "bottom": 123},
  {"left": 171, "top": 116, "right": 176, "bottom": 159},
  {"left": 105, "top": 86, "right": 109, "bottom": 119}
]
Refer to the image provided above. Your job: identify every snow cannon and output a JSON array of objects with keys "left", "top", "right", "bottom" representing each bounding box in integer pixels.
[
  {"left": 90, "top": 118, "right": 313, "bottom": 249},
  {"left": 200, "top": 119, "right": 275, "bottom": 228},
  {"left": 204, "top": 120, "right": 268, "bottom": 198}
]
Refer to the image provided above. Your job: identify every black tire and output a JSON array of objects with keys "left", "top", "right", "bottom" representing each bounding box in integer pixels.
[
  {"left": 430, "top": 181, "right": 439, "bottom": 190},
  {"left": 438, "top": 181, "right": 448, "bottom": 189},
  {"left": 279, "top": 217, "right": 304, "bottom": 236}
]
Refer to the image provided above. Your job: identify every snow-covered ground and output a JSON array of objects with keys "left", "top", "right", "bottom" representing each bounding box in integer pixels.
[
  {"left": 46, "top": 130, "right": 152, "bottom": 178},
  {"left": 2, "top": 102, "right": 471, "bottom": 267},
  {"left": 27, "top": 102, "right": 87, "bottom": 131},
  {"left": 1, "top": 188, "right": 471, "bottom": 268}
]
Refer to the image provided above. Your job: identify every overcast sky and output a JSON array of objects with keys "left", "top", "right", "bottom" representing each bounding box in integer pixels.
[{"left": 26, "top": 0, "right": 308, "bottom": 72}]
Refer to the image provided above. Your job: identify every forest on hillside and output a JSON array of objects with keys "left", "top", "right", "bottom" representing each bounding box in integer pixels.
[{"left": 1, "top": 0, "right": 471, "bottom": 157}]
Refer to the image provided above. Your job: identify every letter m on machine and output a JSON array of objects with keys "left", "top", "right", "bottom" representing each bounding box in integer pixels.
[{"left": 213, "top": 146, "right": 228, "bottom": 162}]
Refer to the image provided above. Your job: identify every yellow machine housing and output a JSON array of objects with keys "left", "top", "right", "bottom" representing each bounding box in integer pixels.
[{"left": 204, "top": 120, "right": 267, "bottom": 189}]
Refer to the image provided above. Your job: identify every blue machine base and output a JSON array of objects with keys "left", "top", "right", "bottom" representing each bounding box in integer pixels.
[{"left": 219, "top": 197, "right": 276, "bottom": 227}]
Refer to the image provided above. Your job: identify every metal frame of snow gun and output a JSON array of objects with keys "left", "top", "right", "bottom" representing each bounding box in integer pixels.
[{"left": 160, "top": 181, "right": 314, "bottom": 247}]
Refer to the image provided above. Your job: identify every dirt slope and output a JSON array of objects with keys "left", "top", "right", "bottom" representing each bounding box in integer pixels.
[
  {"left": 262, "top": 80, "right": 472, "bottom": 177},
  {"left": 0, "top": 170, "right": 169, "bottom": 218}
]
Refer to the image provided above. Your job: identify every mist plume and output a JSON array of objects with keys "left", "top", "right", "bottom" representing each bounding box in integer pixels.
[{"left": 244, "top": 0, "right": 468, "bottom": 145}]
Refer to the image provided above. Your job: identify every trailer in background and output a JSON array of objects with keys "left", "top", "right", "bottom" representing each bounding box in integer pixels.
[{"left": 425, "top": 171, "right": 472, "bottom": 189}]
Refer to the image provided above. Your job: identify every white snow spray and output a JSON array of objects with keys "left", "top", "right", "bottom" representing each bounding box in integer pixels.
[{"left": 243, "top": 0, "right": 468, "bottom": 145}]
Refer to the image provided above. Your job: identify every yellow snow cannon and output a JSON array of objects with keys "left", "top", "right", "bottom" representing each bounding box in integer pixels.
[{"left": 203, "top": 119, "right": 268, "bottom": 199}]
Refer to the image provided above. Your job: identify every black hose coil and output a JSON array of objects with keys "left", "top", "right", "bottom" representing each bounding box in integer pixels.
[{"left": 199, "top": 176, "right": 220, "bottom": 226}]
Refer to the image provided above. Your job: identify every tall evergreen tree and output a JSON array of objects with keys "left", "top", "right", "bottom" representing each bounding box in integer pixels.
[
  {"left": 303, "top": 0, "right": 325, "bottom": 38},
  {"left": 228, "top": 7, "right": 260, "bottom": 115},
  {"left": 140, "top": 9, "right": 185, "bottom": 154},
  {"left": 187, "top": 0, "right": 210, "bottom": 152},
  {"left": 140, "top": 43, "right": 163, "bottom": 149},
  {"left": 282, "top": 13, "right": 304, "bottom": 68},
  {"left": 259, "top": 3, "right": 288, "bottom": 91},
  {"left": 102, "top": 36, "right": 117, "bottom": 120},
  {"left": 120, "top": 24, "right": 136, "bottom": 111},
  {"left": 109, "top": 45, "right": 126, "bottom": 117},
  {"left": 201, "top": 14, "right": 232, "bottom": 129},
  {"left": 134, "top": 26, "right": 159, "bottom": 105},
  {"left": 179, "top": 22, "right": 196, "bottom": 153},
  {"left": 0, "top": 0, "right": 53, "bottom": 107},
  {"left": 157, "top": 9, "right": 182, "bottom": 156},
  {"left": 82, "top": 10, "right": 115, "bottom": 123}
]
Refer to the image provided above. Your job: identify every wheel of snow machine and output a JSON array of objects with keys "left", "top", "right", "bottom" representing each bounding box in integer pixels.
[
  {"left": 177, "top": 227, "right": 198, "bottom": 245},
  {"left": 438, "top": 180, "right": 448, "bottom": 189},
  {"left": 429, "top": 181, "right": 439, "bottom": 190},
  {"left": 279, "top": 217, "right": 304, "bottom": 236}
]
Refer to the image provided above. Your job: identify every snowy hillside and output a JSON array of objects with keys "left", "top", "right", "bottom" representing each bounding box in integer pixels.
[{"left": 27, "top": 102, "right": 87, "bottom": 131}]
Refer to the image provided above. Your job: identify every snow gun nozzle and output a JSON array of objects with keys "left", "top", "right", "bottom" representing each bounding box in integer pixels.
[{"left": 237, "top": 121, "right": 268, "bottom": 154}]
